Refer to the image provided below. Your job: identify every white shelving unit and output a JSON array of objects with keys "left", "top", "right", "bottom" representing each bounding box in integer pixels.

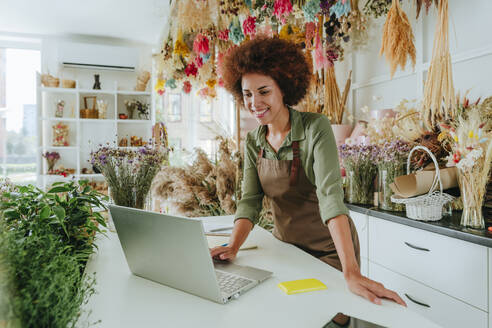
[{"left": 36, "top": 73, "right": 154, "bottom": 190}]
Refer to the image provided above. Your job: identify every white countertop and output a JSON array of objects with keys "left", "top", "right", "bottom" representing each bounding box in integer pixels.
[{"left": 78, "top": 215, "right": 440, "bottom": 328}]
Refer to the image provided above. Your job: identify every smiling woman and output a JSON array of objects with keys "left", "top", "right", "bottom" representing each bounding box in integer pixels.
[{"left": 215, "top": 37, "right": 406, "bottom": 327}]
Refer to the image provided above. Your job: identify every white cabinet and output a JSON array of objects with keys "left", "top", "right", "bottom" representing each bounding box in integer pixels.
[
  {"left": 36, "top": 74, "right": 154, "bottom": 190},
  {"left": 369, "top": 217, "right": 487, "bottom": 311},
  {"left": 348, "top": 211, "right": 491, "bottom": 328},
  {"left": 370, "top": 262, "right": 488, "bottom": 328}
]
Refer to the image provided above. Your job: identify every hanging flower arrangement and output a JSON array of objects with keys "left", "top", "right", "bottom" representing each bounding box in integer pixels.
[
  {"left": 165, "top": 78, "right": 177, "bottom": 89},
  {"left": 380, "top": 0, "right": 416, "bottom": 78},
  {"left": 182, "top": 81, "right": 192, "bottom": 94},
  {"left": 330, "top": 0, "right": 351, "bottom": 18},
  {"left": 229, "top": 17, "right": 245, "bottom": 44},
  {"left": 193, "top": 33, "right": 210, "bottom": 55},
  {"left": 185, "top": 62, "right": 198, "bottom": 77},
  {"left": 243, "top": 16, "right": 257, "bottom": 37},
  {"left": 218, "top": 29, "right": 230, "bottom": 41},
  {"left": 173, "top": 30, "right": 190, "bottom": 58},
  {"left": 302, "top": 0, "right": 321, "bottom": 22},
  {"left": 273, "top": 0, "right": 293, "bottom": 24}
]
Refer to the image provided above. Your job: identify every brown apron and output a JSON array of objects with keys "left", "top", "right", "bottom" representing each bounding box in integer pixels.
[{"left": 257, "top": 141, "right": 360, "bottom": 271}]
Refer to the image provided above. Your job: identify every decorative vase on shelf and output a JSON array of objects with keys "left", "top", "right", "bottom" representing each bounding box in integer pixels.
[
  {"left": 55, "top": 100, "right": 65, "bottom": 118},
  {"left": 93, "top": 74, "right": 101, "bottom": 90},
  {"left": 331, "top": 124, "right": 353, "bottom": 148},
  {"left": 458, "top": 168, "right": 485, "bottom": 229},
  {"left": 125, "top": 103, "right": 135, "bottom": 119}
]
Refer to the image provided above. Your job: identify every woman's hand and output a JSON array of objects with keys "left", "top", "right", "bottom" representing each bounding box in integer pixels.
[
  {"left": 210, "top": 245, "right": 239, "bottom": 261},
  {"left": 344, "top": 271, "right": 407, "bottom": 307}
]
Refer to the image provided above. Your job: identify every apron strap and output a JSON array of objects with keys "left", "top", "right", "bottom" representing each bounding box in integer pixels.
[
  {"left": 257, "top": 147, "right": 264, "bottom": 165},
  {"left": 289, "top": 141, "right": 300, "bottom": 186}
]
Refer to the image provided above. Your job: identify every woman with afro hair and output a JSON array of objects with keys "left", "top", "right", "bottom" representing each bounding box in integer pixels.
[{"left": 210, "top": 37, "right": 405, "bottom": 327}]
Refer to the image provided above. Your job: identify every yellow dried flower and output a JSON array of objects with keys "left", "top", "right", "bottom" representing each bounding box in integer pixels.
[{"left": 173, "top": 30, "right": 190, "bottom": 58}]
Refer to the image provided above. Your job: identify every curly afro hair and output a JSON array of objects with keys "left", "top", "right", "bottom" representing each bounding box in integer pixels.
[{"left": 220, "top": 37, "right": 312, "bottom": 108}]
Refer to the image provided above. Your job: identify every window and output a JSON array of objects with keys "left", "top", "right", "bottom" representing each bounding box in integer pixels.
[
  {"left": 169, "top": 137, "right": 181, "bottom": 150},
  {"left": 0, "top": 48, "right": 40, "bottom": 185},
  {"left": 168, "top": 93, "right": 182, "bottom": 122},
  {"left": 197, "top": 139, "right": 215, "bottom": 160},
  {"left": 199, "top": 100, "right": 213, "bottom": 122}
]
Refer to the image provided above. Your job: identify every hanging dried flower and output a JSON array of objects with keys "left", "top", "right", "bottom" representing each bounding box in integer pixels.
[
  {"left": 320, "top": 0, "right": 335, "bottom": 15},
  {"left": 229, "top": 17, "right": 245, "bottom": 45},
  {"left": 198, "top": 87, "right": 210, "bottom": 99},
  {"left": 305, "top": 21, "right": 317, "bottom": 49},
  {"left": 194, "top": 56, "right": 204, "bottom": 68},
  {"left": 273, "top": 0, "right": 293, "bottom": 24},
  {"left": 165, "top": 78, "right": 177, "bottom": 89},
  {"left": 421, "top": 0, "right": 455, "bottom": 130},
  {"left": 243, "top": 16, "right": 257, "bottom": 37},
  {"left": 185, "top": 62, "right": 198, "bottom": 77},
  {"left": 173, "top": 30, "right": 190, "bottom": 58},
  {"left": 302, "top": 0, "right": 321, "bottom": 22},
  {"left": 206, "top": 79, "right": 217, "bottom": 89},
  {"left": 314, "top": 22, "right": 329, "bottom": 72},
  {"left": 155, "top": 79, "right": 165, "bottom": 93},
  {"left": 193, "top": 33, "right": 210, "bottom": 55},
  {"left": 330, "top": 0, "right": 351, "bottom": 18},
  {"left": 363, "top": 0, "right": 394, "bottom": 18},
  {"left": 344, "top": 0, "right": 369, "bottom": 52},
  {"left": 416, "top": 0, "right": 438, "bottom": 19},
  {"left": 182, "top": 81, "right": 192, "bottom": 94},
  {"left": 380, "top": 0, "right": 416, "bottom": 78},
  {"left": 218, "top": 28, "right": 230, "bottom": 41}
]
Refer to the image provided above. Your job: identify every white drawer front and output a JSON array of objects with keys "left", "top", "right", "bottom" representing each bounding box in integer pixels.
[
  {"left": 368, "top": 217, "right": 487, "bottom": 310},
  {"left": 349, "top": 210, "right": 368, "bottom": 259},
  {"left": 369, "top": 262, "right": 488, "bottom": 328}
]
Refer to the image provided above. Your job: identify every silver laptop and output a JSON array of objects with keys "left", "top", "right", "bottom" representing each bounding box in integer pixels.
[{"left": 109, "top": 204, "right": 272, "bottom": 304}]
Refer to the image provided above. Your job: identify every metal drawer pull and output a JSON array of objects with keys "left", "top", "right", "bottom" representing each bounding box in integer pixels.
[
  {"left": 405, "top": 293, "right": 431, "bottom": 308},
  {"left": 404, "top": 242, "right": 430, "bottom": 252}
]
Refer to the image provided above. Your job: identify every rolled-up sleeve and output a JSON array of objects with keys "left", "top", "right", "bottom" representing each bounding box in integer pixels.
[
  {"left": 234, "top": 132, "right": 264, "bottom": 226},
  {"left": 312, "top": 117, "right": 349, "bottom": 224}
]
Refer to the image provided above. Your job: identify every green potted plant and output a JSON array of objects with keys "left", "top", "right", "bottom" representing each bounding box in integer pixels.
[{"left": 0, "top": 180, "right": 108, "bottom": 327}]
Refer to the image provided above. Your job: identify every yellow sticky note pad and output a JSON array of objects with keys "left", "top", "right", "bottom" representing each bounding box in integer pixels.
[{"left": 278, "top": 278, "right": 327, "bottom": 295}]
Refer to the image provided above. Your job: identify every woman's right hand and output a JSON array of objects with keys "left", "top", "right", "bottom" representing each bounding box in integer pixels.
[{"left": 210, "top": 245, "right": 239, "bottom": 261}]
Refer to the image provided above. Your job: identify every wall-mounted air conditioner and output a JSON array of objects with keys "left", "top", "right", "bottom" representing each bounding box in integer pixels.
[{"left": 59, "top": 42, "right": 137, "bottom": 71}]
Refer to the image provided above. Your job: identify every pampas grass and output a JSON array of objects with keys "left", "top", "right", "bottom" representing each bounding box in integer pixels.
[
  {"left": 152, "top": 137, "right": 241, "bottom": 217},
  {"left": 422, "top": 0, "right": 455, "bottom": 130},
  {"left": 379, "top": 0, "right": 416, "bottom": 78}
]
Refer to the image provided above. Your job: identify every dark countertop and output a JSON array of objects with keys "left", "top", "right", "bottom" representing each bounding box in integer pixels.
[{"left": 346, "top": 203, "right": 492, "bottom": 248}]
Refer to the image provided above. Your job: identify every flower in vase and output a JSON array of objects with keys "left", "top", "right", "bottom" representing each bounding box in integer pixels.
[{"left": 90, "top": 143, "right": 169, "bottom": 209}]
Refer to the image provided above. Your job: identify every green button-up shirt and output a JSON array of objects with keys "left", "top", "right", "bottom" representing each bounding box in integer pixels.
[{"left": 235, "top": 107, "right": 349, "bottom": 226}]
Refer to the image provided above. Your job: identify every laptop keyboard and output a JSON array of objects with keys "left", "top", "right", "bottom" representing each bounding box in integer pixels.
[{"left": 215, "top": 270, "right": 253, "bottom": 294}]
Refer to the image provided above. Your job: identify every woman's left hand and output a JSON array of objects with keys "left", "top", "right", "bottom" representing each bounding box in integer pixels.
[{"left": 344, "top": 271, "right": 407, "bottom": 307}]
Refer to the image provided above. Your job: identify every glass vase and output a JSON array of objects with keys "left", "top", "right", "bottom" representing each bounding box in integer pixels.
[
  {"left": 378, "top": 162, "right": 405, "bottom": 211},
  {"left": 458, "top": 168, "right": 484, "bottom": 229},
  {"left": 344, "top": 162, "right": 377, "bottom": 205}
]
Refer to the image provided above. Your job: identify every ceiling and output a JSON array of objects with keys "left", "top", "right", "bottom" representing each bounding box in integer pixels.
[{"left": 0, "top": 0, "right": 170, "bottom": 45}]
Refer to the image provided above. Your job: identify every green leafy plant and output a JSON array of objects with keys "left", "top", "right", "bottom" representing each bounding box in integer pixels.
[{"left": 0, "top": 180, "right": 108, "bottom": 327}]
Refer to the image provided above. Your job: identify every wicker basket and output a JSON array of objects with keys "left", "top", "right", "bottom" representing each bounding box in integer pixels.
[
  {"left": 62, "top": 79, "right": 76, "bottom": 88},
  {"left": 41, "top": 74, "right": 60, "bottom": 87},
  {"left": 391, "top": 146, "right": 454, "bottom": 221}
]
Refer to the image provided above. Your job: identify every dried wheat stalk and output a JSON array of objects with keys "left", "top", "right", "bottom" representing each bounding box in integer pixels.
[
  {"left": 422, "top": 0, "right": 455, "bottom": 130},
  {"left": 324, "top": 65, "right": 342, "bottom": 123},
  {"left": 380, "top": 0, "right": 416, "bottom": 78}
]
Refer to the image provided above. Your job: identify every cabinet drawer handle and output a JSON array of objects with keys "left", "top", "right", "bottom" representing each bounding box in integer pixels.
[
  {"left": 405, "top": 293, "right": 431, "bottom": 308},
  {"left": 404, "top": 242, "right": 430, "bottom": 252}
]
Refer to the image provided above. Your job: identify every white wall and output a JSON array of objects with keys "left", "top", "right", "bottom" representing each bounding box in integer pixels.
[{"left": 337, "top": 0, "right": 492, "bottom": 121}]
